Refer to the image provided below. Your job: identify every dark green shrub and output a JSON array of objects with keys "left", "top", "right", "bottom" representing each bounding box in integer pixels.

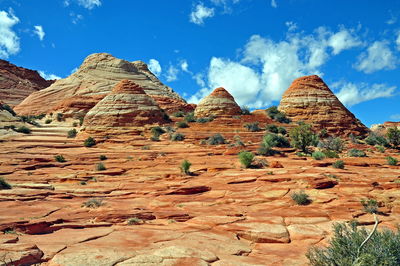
[
  {"left": 170, "top": 133, "right": 185, "bottom": 141},
  {"left": 82, "top": 198, "right": 103, "bottom": 208},
  {"left": 318, "top": 137, "right": 344, "bottom": 152},
  {"left": 244, "top": 122, "right": 261, "bottom": 132},
  {"left": 376, "top": 145, "right": 385, "bottom": 153},
  {"left": 56, "top": 113, "right": 63, "bottom": 122},
  {"left": 176, "top": 121, "right": 189, "bottom": 128},
  {"left": 150, "top": 135, "right": 160, "bottom": 141},
  {"left": 84, "top": 137, "right": 96, "bottom": 147},
  {"left": 197, "top": 117, "right": 214, "bottom": 123},
  {"left": 289, "top": 123, "right": 318, "bottom": 153},
  {"left": 15, "top": 126, "right": 31, "bottom": 134},
  {"left": 72, "top": 122, "right": 78, "bottom": 127},
  {"left": 257, "top": 144, "right": 275, "bottom": 156},
  {"left": 312, "top": 151, "right": 325, "bottom": 160},
  {"left": 348, "top": 149, "right": 366, "bottom": 157},
  {"left": 54, "top": 155, "right": 66, "bottom": 162},
  {"left": 99, "top": 155, "right": 107, "bottom": 160},
  {"left": 318, "top": 128, "right": 328, "bottom": 139},
  {"left": 96, "top": 163, "right": 106, "bottom": 171},
  {"left": 45, "top": 119, "right": 52, "bottom": 124},
  {"left": 275, "top": 112, "right": 291, "bottom": 123},
  {"left": 241, "top": 106, "right": 251, "bottom": 115},
  {"left": 127, "top": 217, "right": 143, "bottom": 225},
  {"left": 184, "top": 112, "right": 196, "bottom": 122},
  {"left": 307, "top": 223, "right": 400, "bottom": 265},
  {"left": 238, "top": 151, "right": 254, "bottom": 168},
  {"left": 386, "top": 156, "right": 398, "bottom": 166},
  {"left": 151, "top": 126, "right": 165, "bottom": 137},
  {"left": 173, "top": 111, "right": 185, "bottom": 117},
  {"left": 79, "top": 116, "right": 84, "bottom": 126},
  {"left": 322, "top": 149, "right": 339, "bottom": 158},
  {"left": 180, "top": 160, "right": 192, "bottom": 175},
  {"left": 0, "top": 104, "right": 16, "bottom": 116},
  {"left": 361, "top": 198, "right": 379, "bottom": 214},
  {"left": 365, "top": 133, "right": 389, "bottom": 147},
  {"left": 207, "top": 134, "right": 225, "bottom": 145},
  {"left": 266, "top": 124, "right": 278, "bottom": 133},
  {"left": 387, "top": 127, "right": 400, "bottom": 147},
  {"left": 67, "top": 129, "right": 77, "bottom": 138},
  {"left": 0, "top": 177, "right": 11, "bottom": 189},
  {"left": 332, "top": 160, "right": 345, "bottom": 169},
  {"left": 291, "top": 191, "right": 311, "bottom": 205},
  {"left": 277, "top": 127, "right": 287, "bottom": 135}
]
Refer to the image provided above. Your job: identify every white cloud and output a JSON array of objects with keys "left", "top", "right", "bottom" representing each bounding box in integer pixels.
[
  {"left": 271, "top": 0, "right": 277, "bottom": 8},
  {"left": 180, "top": 60, "right": 189, "bottom": 72},
  {"left": 285, "top": 21, "right": 297, "bottom": 32},
  {"left": 211, "top": 0, "right": 241, "bottom": 13},
  {"left": 33, "top": 25, "right": 45, "bottom": 41},
  {"left": 333, "top": 81, "right": 396, "bottom": 107},
  {"left": 386, "top": 13, "right": 397, "bottom": 25},
  {"left": 0, "top": 9, "right": 20, "bottom": 59},
  {"left": 190, "top": 3, "right": 215, "bottom": 25},
  {"left": 77, "top": 0, "right": 101, "bottom": 9},
  {"left": 165, "top": 65, "right": 179, "bottom": 82},
  {"left": 396, "top": 31, "right": 400, "bottom": 50},
  {"left": 328, "top": 28, "right": 362, "bottom": 55},
  {"left": 39, "top": 71, "right": 61, "bottom": 80},
  {"left": 70, "top": 12, "right": 83, "bottom": 24},
  {"left": 148, "top": 59, "right": 162, "bottom": 76},
  {"left": 354, "top": 41, "right": 397, "bottom": 73}
]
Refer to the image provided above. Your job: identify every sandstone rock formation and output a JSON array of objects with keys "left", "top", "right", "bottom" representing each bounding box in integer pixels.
[
  {"left": 14, "top": 53, "right": 193, "bottom": 117},
  {"left": 371, "top": 121, "right": 400, "bottom": 135},
  {"left": 278, "top": 75, "right": 369, "bottom": 136},
  {"left": 82, "top": 80, "right": 169, "bottom": 133},
  {"left": 0, "top": 102, "right": 19, "bottom": 124},
  {"left": 194, "top": 87, "right": 242, "bottom": 117},
  {"left": 0, "top": 60, "right": 54, "bottom": 106}
]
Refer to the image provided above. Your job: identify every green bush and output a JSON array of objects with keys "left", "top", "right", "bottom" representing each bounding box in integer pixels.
[
  {"left": 318, "top": 128, "right": 328, "bottom": 139},
  {"left": 257, "top": 144, "right": 276, "bottom": 156},
  {"left": 312, "top": 151, "right": 325, "bottom": 160},
  {"left": 176, "top": 121, "right": 189, "bottom": 128},
  {"left": 318, "top": 137, "right": 344, "bottom": 152},
  {"left": 387, "top": 127, "right": 400, "bottom": 147},
  {"left": 207, "top": 133, "right": 225, "bottom": 145},
  {"left": 244, "top": 122, "right": 261, "bottom": 132},
  {"left": 322, "top": 149, "right": 339, "bottom": 158},
  {"left": 96, "top": 163, "right": 106, "bottom": 171},
  {"left": 291, "top": 191, "right": 311, "bottom": 205},
  {"left": 258, "top": 133, "right": 289, "bottom": 156},
  {"left": 127, "top": 217, "right": 143, "bottom": 225},
  {"left": 386, "top": 156, "right": 398, "bottom": 166},
  {"left": 54, "top": 155, "right": 66, "bottom": 162},
  {"left": 56, "top": 113, "right": 64, "bottom": 122},
  {"left": 0, "top": 177, "right": 12, "bottom": 189},
  {"left": 14, "top": 126, "right": 31, "bottom": 134},
  {"left": 277, "top": 127, "right": 287, "bottom": 135},
  {"left": 348, "top": 149, "right": 366, "bottom": 157},
  {"left": 99, "top": 155, "right": 107, "bottom": 161},
  {"left": 289, "top": 123, "right": 318, "bottom": 152},
  {"left": 79, "top": 116, "right": 84, "bottom": 126},
  {"left": 197, "top": 117, "right": 214, "bottom": 123},
  {"left": 84, "top": 137, "right": 96, "bottom": 147},
  {"left": 241, "top": 106, "right": 251, "bottom": 115},
  {"left": 238, "top": 151, "right": 254, "bottom": 168},
  {"left": 376, "top": 145, "right": 385, "bottom": 153},
  {"left": 184, "top": 112, "right": 196, "bottom": 122},
  {"left": 151, "top": 126, "right": 165, "bottom": 137},
  {"left": 82, "top": 198, "right": 103, "bottom": 208},
  {"left": 150, "top": 135, "right": 160, "bottom": 141},
  {"left": 180, "top": 160, "right": 192, "bottom": 175},
  {"left": 72, "top": 122, "right": 78, "bottom": 127},
  {"left": 45, "top": 119, "right": 52, "bottom": 124},
  {"left": 0, "top": 104, "right": 16, "bottom": 116},
  {"left": 307, "top": 223, "right": 400, "bottom": 266},
  {"left": 170, "top": 133, "right": 185, "bottom": 141},
  {"left": 361, "top": 198, "right": 379, "bottom": 214},
  {"left": 332, "top": 160, "right": 345, "bottom": 169},
  {"left": 172, "top": 111, "right": 185, "bottom": 117},
  {"left": 365, "top": 133, "right": 389, "bottom": 147},
  {"left": 266, "top": 124, "right": 278, "bottom": 133},
  {"left": 67, "top": 129, "right": 77, "bottom": 138}
]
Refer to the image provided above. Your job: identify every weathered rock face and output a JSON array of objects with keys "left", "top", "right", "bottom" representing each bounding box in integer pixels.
[
  {"left": 371, "top": 121, "right": 400, "bottom": 135},
  {"left": 0, "top": 102, "right": 19, "bottom": 123},
  {"left": 82, "top": 80, "right": 169, "bottom": 133},
  {"left": 0, "top": 60, "right": 54, "bottom": 106},
  {"left": 278, "top": 75, "right": 369, "bottom": 136},
  {"left": 14, "top": 53, "right": 193, "bottom": 117},
  {"left": 194, "top": 87, "right": 242, "bottom": 117}
]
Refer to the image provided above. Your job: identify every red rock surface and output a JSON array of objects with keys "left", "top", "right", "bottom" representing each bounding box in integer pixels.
[
  {"left": 14, "top": 53, "right": 193, "bottom": 117},
  {"left": 194, "top": 87, "right": 242, "bottom": 117},
  {"left": 278, "top": 75, "right": 369, "bottom": 136},
  {"left": 371, "top": 121, "right": 400, "bottom": 135},
  {"left": 0, "top": 60, "right": 54, "bottom": 106}
]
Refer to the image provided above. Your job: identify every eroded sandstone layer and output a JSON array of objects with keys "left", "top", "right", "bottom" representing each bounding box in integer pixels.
[
  {"left": 14, "top": 53, "right": 193, "bottom": 117},
  {"left": 194, "top": 87, "right": 242, "bottom": 117},
  {"left": 278, "top": 75, "right": 369, "bottom": 136}
]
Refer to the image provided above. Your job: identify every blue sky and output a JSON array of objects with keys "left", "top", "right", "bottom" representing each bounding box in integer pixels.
[{"left": 0, "top": 0, "right": 399, "bottom": 126}]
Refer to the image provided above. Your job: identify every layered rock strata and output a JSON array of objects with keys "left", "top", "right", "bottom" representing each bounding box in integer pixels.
[{"left": 194, "top": 87, "right": 242, "bottom": 117}]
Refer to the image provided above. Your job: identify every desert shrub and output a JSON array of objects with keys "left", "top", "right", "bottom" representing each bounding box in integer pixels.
[
  {"left": 141, "top": 145, "right": 150, "bottom": 150},
  {"left": 266, "top": 124, "right": 278, "bottom": 133},
  {"left": 197, "top": 116, "right": 214, "bottom": 123},
  {"left": 0, "top": 177, "right": 11, "bottom": 189},
  {"left": 257, "top": 144, "right": 275, "bottom": 156},
  {"left": 318, "top": 137, "right": 344, "bottom": 152},
  {"left": 244, "top": 122, "right": 261, "bottom": 132},
  {"left": 14, "top": 126, "right": 31, "bottom": 134},
  {"left": 84, "top": 137, "right": 96, "bottom": 147},
  {"left": 265, "top": 106, "right": 291, "bottom": 123},
  {"left": 99, "top": 155, "right": 107, "bottom": 160},
  {"left": 365, "top": 133, "right": 389, "bottom": 147},
  {"left": 318, "top": 128, "right": 328, "bottom": 139},
  {"left": 56, "top": 113, "right": 63, "bottom": 122},
  {"left": 207, "top": 133, "right": 225, "bottom": 145},
  {"left": 170, "top": 132, "right": 185, "bottom": 141},
  {"left": 150, "top": 135, "right": 160, "bottom": 141},
  {"left": 45, "top": 119, "right": 52, "bottom": 124},
  {"left": 173, "top": 111, "right": 185, "bottom": 117},
  {"left": 231, "top": 135, "right": 245, "bottom": 147},
  {"left": 82, "top": 198, "right": 103, "bottom": 208},
  {"left": 322, "top": 149, "right": 339, "bottom": 158},
  {"left": 387, "top": 127, "right": 400, "bottom": 147},
  {"left": 386, "top": 156, "right": 398, "bottom": 166},
  {"left": 289, "top": 123, "right": 318, "bottom": 152},
  {"left": 151, "top": 126, "right": 165, "bottom": 137},
  {"left": 332, "top": 160, "right": 345, "bottom": 169},
  {"left": 258, "top": 133, "right": 289, "bottom": 156},
  {"left": 180, "top": 160, "right": 192, "bottom": 175},
  {"left": 96, "top": 163, "right": 106, "bottom": 171},
  {"left": 67, "top": 129, "right": 77, "bottom": 138},
  {"left": 291, "top": 191, "right": 311, "bottom": 205},
  {"left": 184, "top": 112, "right": 196, "bottom": 122},
  {"left": 277, "top": 127, "right": 287, "bottom": 135},
  {"left": 0, "top": 104, "right": 16, "bottom": 116},
  {"left": 127, "top": 217, "right": 143, "bottom": 225},
  {"left": 312, "top": 151, "right": 325, "bottom": 160},
  {"left": 241, "top": 106, "right": 251, "bottom": 115},
  {"left": 376, "top": 145, "right": 385, "bottom": 153},
  {"left": 266, "top": 106, "right": 279, "bottom": 119},
  {"left": 4, "top": 125, "right": 15, "bottom": 130},
  {"left": 361, "top": 198, "right": 379, "bottom": 214},
  {"left": 54, "top": 155, "right": 66, "bottom": 162},
  {"left": 72, "top": 122, "right": 78, "bottom": 127},
  {"left": 306, "top": 223, "right": 400, "bottom": 266},
  {"left": 275, "top": 112, "right": 291, "bottom": 123},
  {"left": 176, "top": 121, "right": 189, "bottom": 128},
  {"left": 79, "top": 116, "right": 84, "bottom": 126},
  {"left": 348, "top": 148, "right": 366, "bottom": 157},
  {"left": 238, "top": 151, "right": 254, "bottom": 168}
]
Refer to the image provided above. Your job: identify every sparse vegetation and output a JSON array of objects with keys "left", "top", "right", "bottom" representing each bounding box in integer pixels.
[
  {"left": 45, "top": 119, "right": 52, "bottom": 124},
  {"left": 291, "top": 191, "right": 311, "bottom": 205},
  {"left": 238, "top": 151, "right": 254, "bottom": 168},
  {"left": 99, "top": 155, "right": 107, "bottom": 160},
  {"left": 277, "top": 127, "right": 287, "bottom": 135},
  {"left": 258, "top": 133, "right": 289, "bottom": 156},
  {"left": 266, "top": 124, "right": 278, "bottom": 133},
  {"left": 56, "top": 113, "right": 64, "bottom": 122},
  {"left": 376, "top": 145, "right": 385, "bottom": 153},
  {"left": 312, "top": 151, "right": 325, "bottom": 160},
  {"left": 170, "top": 132, "right": 185, "bottom": 141},
  {"left": 266, "top": 106, "right": 291, "bottom": 123},
  {"left": 96, "top": 163, "right": 106, "bottom": 171},
  {"left": 14, "top": 126, "right": 31, "bottom": 134},
  {"left": 172, "top": 111, "right": 185, "bottom": 117},
  {"left": 244, "top": 122, "right": 261, "bottom": 132},
  {"left": 322, "top": 149, "right": 339, "bottom": 158},
  {"left": 197, "top": 116, "right": 214, "bottom": 123},
  {"left": 332, "top": 160, "right": 345, "bottom": 169},
  {"left": 365, "top": 133, "right": 389, "bottom": 147},
  {"left": 151, "top": 126, "right": 165, "bottom": 137},
  {"left": 386, "top": 156, "right": 398, "bottom": 166},
  {"left": 318, "top": 137, "right": 344, "bottom": 152},
  {"left": 127, "top": 217, "right": 143, "bottom": 225},
  {"left": 348, "top": 148, "right": 366, "bottom": 157},
  {"left": 184, "top": 112, "right": 196, "bottom": 122},
  {"left": 180, "top": 160, "right": 192, "bottom": 175},
  {"left": 0, "top": 177, "right": 11, "bottom": 190},
  {"left": 207, "top": 133, "right": 226, "bottom": 145},
  {"left": 361, "top": 198, "right": 379, "bottom": 214},
  {"left": 289, "top": 123, "right": 318, "bottom": 153},
  {"left": 176, "top": 121, "right": 189, "bottom": 128},
  {"left": 81, "top": 198, "right": 104, "bottom": 208},
  {"left": 79, "top": 116, "right": 84, "bottom": 126},
  {"left": 72, "top": 122, "right": 78, "bottom": 127},
  {"left": 318, "top": 128, "right": 328, "bottom": 139},
  {"left": 67, "top": 128, "right": 77, "bottom": 138},
  {"left": 387, "top": 127, "right": 400, "bottom": 147},
  {"left": 54, "top": 155, "right": 66, "bottom": 162},
  {"left": 84, "top": 137, "right": 96, "bottom": 147},
  {"left": 0, "top": 104, "right": 16, "bottom": 116}
]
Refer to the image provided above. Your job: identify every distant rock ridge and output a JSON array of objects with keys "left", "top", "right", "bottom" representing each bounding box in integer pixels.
[
  {"left": 194, "top": 87, "right": 242, "bottom": 117},
  {"left": 82, "top": 79, "right": 169, "bottom": 133},
  {"left": 0, "top": 60, "right": 54, "bottom": 106},
  {"left": 14, "top": 53, "right": 194, "bottom": 117},
  {"left": 278, "top": 75, "right": 369, "bottom": 136}
]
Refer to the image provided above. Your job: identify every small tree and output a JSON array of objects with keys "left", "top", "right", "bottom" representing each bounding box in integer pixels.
[
  {"left": 289, "top": 123, "right": 318, "bottom": 153},
  {"left": 67, "top": 129, "right": 77, "bottom": 138},
  {"left": 54, "top": 155, "right": 66, "bottom": 162},
  {"left": 387, "top": 127, "right": 400, "bottom": 147},
  {"left": 180, "top": 160, "right": 192, "bottom": 175},
  {"left": 238, "top": 151, "right": 254, "bottom": 168},
  {"left": 84, "top": 137, "right": 96, "bottom": 147}
]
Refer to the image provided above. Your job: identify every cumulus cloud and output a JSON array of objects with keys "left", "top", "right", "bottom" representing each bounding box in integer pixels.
[
  {"left": 33, "top": 25, "right": 45, "bottom": 41},
  {"left": 354, "top": 41, "right": 397, "bottom": 73},
  {"left": 165, "top": 65, "right": 179, "bottom": 82},
  {"left": 328, "top": 28, "right": 362, "bottom": 55},
  {"left": 333, "top": 81, "right": 396, "bottom": 106},
  {"left": 39, "top": 71, "right": 61, "bottom": 80},
  {"left": 148, "top": 59, "right": 162, "bottom": 76},
  {"left": 271, "top": 0, "right": 277, "bottom": 8},
  {"left": 190, "top": 3, "right": 215, "bottom": 25},
  {"left": 0, "top": 9, "right": 20, "bottom": 59},
  {"left": 77, "top": 0, "right": 101, "bottom": 9}
]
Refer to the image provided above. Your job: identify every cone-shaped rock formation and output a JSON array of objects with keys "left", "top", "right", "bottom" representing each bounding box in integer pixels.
[
  {"left": 278, "top": 75, "right": 369, "bottom": 136},
  {"left": 194, "top": 87, "right": 242, "bottom": 117}
]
